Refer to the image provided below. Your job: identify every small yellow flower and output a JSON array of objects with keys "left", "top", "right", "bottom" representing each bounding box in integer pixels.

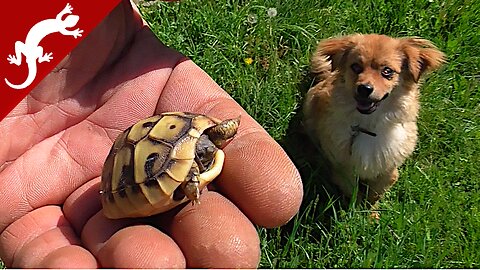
[{"left": 244, "top": 57, "right": 254, "bottom": 65}]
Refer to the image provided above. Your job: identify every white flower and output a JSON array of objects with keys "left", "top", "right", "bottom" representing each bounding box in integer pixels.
[
  {"left": 247, "top": 13, "right": 258, "bottom": 24},
  {"left": 267, "top": 7, "right": 277, "bottom": 18}
]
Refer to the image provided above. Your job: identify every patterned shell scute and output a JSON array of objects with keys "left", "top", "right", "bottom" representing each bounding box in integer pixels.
[{"left": 101, "top": 112, "right": 220, "bottom": 218}]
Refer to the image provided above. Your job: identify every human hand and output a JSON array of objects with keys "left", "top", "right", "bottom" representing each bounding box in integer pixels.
[{"left": 0, "top": 0, "right": 303, "bottom": 268}]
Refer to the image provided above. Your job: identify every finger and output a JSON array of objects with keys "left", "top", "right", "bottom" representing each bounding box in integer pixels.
[
  {"left": 81, "top": 211, "right": 137, "bottom": 255},
  {"left": 221, "top": 127, "right": 303, "bottom": 227},
  {"left": 17, "top": 229, "right": 98, "bottom": 268},
  {"left": 63, "top": 177, "right": 102, "bottom": 234},
  {"left": 98, "top": 225, "right": 185, "bottom": 268},
  {"left": 41, "top": 245, "right": 98, "bottom": 268},
  {"left": 82, "top": 212, "right": 185, "bottom": 268},
  {"left": 0, "top": 206, "right": 97, "bottom": 268},
  {"left": 161, "top": 191, "right": 260, "bottom": 268},
  {"left": 156, "top": 60, "right": 303, "bottom": 227}
]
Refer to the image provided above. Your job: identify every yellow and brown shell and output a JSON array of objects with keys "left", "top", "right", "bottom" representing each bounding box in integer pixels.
[{"left": 100, "top": 112, "right": 239, "bottom": 219}]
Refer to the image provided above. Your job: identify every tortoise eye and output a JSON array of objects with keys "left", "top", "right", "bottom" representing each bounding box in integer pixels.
[
  {"left": 381, "top": 66, "right": 395, "bottom": 80},
  {"left": 351, "top": 63, "right": 363, "bottom": 74}
]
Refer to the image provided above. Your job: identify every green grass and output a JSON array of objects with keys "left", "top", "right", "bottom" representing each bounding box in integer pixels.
[
  {"left": 0, "top": 2, "right": 476, "bottom": 269},
  {"left": 138, "top": 0, "right": 480, "bottom": 268}
]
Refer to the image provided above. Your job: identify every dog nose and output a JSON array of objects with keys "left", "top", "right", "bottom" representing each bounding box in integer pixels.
[{"left": 357, "top": 84, "right": 374, "bottom": 98}]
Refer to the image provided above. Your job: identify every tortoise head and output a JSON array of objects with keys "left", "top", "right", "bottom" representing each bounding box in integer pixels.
[{"left": 205, "top": 116, "right": 241, "bottom": 148}]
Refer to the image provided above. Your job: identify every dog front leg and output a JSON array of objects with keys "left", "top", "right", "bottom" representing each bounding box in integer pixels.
[{"left": 364, "top": 168, "right": 399, "bottom": 204}]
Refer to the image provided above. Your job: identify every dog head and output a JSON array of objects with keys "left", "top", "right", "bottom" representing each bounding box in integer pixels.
[{"left": 313, "top": 34, "right": 446, "bottom": 114}]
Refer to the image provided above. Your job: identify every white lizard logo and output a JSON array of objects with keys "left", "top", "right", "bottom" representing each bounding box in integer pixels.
[{"left": 5, "top": 3, "right": 83, "bottom": 90}]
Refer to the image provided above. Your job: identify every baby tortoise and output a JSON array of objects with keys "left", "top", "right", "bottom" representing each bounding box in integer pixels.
[{"left": 100, "top": 112, "right": 240, "bottom": 219}]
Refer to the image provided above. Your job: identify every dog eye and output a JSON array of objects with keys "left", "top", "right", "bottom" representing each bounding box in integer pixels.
[
  {"left": 381, "top": 67, "right": 395, "bottom": 79},
  {"left": 351, "top": 63, "right": 363, "bottom": 74}
]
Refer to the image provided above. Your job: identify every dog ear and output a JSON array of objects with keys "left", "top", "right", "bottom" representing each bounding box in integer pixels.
[
  {"left": 311, "top": 36, "right": 355, "bottom": 75},
  {"left": 401, "top": 37, "right": 446, "bottom": 82}
]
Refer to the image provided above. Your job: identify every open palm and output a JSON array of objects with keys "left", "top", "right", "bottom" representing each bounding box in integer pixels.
[{"left": 0, "top": 1, "right": 302, "bottom": 268}]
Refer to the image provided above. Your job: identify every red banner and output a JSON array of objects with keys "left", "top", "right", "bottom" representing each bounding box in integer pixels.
[{"left": 0, "top": 0, "right": 121, "bottom": 121}]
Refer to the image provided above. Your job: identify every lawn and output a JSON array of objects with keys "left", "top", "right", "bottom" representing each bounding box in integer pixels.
[
  {"left": 0, "top": 1, "right": 476, "bottom": 269},
  {"left": 138, "top": 0, "right": 480, "bottom": 268}
]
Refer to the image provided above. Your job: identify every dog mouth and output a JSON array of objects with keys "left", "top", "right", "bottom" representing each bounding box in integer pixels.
[
  {"left": 356, "top": 100, "right": 378, "bottom": 114},
  {"left": 355, "top": 93, "right": 389, "bottom": 114}
]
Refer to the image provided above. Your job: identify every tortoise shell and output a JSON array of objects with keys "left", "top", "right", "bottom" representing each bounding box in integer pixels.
[{"left": 100, "top": 112, "right": 239, "bottom": 219}]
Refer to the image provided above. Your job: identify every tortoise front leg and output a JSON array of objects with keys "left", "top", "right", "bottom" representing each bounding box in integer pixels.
[
  {"left": 182, "top": 164, "right": 201, "bottom": 204},
  {"left": 182, "top": 149, "right": 225, "bottom": 204}
]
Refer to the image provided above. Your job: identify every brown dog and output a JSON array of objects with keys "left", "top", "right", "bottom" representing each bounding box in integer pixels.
[{"left": 303, "top": 34, "right": 445, "bottom": 205}]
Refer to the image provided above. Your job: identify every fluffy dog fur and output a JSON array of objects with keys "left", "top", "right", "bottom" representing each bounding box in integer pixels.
[{"left": 303, "top": 34, "right": 445, "bottom": 204}]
